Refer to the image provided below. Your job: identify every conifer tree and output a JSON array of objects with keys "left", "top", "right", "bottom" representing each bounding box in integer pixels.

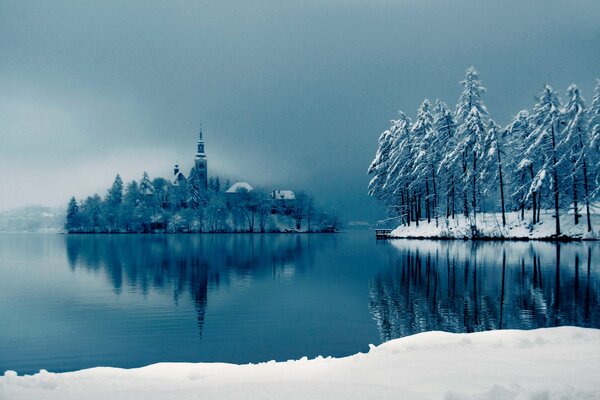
[
  {"left": 481, "top": 120, "right": 507, "bottom": 226},
  {"left": 449, "top": 66, "right": 489, "bottom": 223},
  {"left": 65, "top": 197, "right": 80, "bottom": 232},
  {"left": 560, "top": 84, "right": 591, "bottom": 230},
  {"left": 187, "top": 167, "right": 202, "bottom": 209},
  {"left": 528, "top": 85, "right": 563, "bottom": 236},
  {"left": 433, "top": 101, "right": 458, "bottom": 219}
]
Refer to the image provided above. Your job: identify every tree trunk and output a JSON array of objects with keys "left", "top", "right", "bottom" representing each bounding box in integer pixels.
[
  {"left": 529, "top": 164, "right": 537, "bottom": 224},
  {"left": 551, "top": 123, "right": 561, "bottom": 237},
  {"left": 432, "top": 165, "right": 438, "bottom": 227},
  {"left": 414, "top": 193, "right": 419, "bottom": 227},
  {"left": 498, "top": 149, "right": 506, "bottom": 227},
  {"left": 451, "top": 177, "right": 455, "bottom": 219},
  {"left": 425, "top": 176, "right": 431, "bottom": 224},
  {"left": 472, "top": 151, "right": 477, "bottom": 228},
  {"left": 573, "top": 168, "right": 579, "bottom": 225},
  {"left": 463, "top": 152, "right": 469, "bottom": 218},
  {"left": 582, "top": 159, "right": 592, "bottom": 232},
  {"left": 537, "top": 192, "right": 541, "bottom": 223}
]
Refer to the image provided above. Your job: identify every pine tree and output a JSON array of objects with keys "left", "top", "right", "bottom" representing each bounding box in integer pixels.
[
  {"left": 433, "top": 101, "right": 458, "bottom": 219},
  {"left": 508, "top": 110, "right": 537, "bottom": 222},
  {"left": 383, "top": 113, "right": 415, "bottom": 225},
  {"left": 450, "top": 67, "right": 489, "bottom": 224},
  {"left": 589, "top": 80, "right": 600, "bottom": 200},
  {"left": 65, "top": 197, "right": 80, "bottom": 232},
  {"left": 187, "top": 167, "right": 202, "bottom": 209},
  {"left": 107, "top": 174, "right": 123, "bottom": 206},
  {"left": 411, "top": 99, "right": 436, "bottom": 224},
  {"left": 481, "top": 120, "right": 507, "bottom": 226},
  {"left": 560, "top": 84, "right": 591, "bottom": 230},
  {"left": 528, "top": 85, "right": 563, "bottom": 236}
]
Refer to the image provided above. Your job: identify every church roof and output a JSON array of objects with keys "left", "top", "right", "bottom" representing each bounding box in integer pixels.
[
  {"left": 173, "top": 172, "right": 186, "bottom": 185},
  {"left": 226, "top": 182, "right": 254, "bottom": 193}
]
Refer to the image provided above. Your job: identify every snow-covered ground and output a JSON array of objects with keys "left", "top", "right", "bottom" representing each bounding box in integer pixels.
[
  {"left": 1, "top": 327, "right": 599, "bottom": 400},
  {"left": 391, "top": 209, "right": 600, "bottom": 240}
]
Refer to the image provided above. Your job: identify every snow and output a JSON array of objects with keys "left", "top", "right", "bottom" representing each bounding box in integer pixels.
[
  {"left": 226, "top": 181, "right": 254, "bottom": 193},
  {"left": 270, "top": 189, "right": 296, "bottom": 200},
  {"left": 390, "top": 209, "right": 600, "bottom": 240},
  {"left": 1, "top": 327, "right": 599, "bottom": 400}
]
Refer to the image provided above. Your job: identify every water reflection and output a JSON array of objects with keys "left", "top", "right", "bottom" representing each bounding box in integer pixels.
[
  {"left": 369, "top": 241, "right": 600, "bottom": 341},
  {"left": 65, "top": 234, "right": 320, "bottom": 336}
]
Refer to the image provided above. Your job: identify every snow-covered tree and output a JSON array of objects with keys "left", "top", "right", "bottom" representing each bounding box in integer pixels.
[
  {"left": 507, "top": 110, "right": 538, "bottom": 222},
  {"left": 433, "top": 101, "right": 458, "bottom": 219},
  {"left": 411, "top": 99, "right": 437, "bottom": 224},
  {"left": 589, "top": 80, "right": 600, "bottom": 199},
  {"left": 446, "top": 67, "right": 488, "bottom": 224},
  {"left": 384, "top": 113, "right": 416, "bottom": 225},
  {"left": 65, "top": 197, "right": 81, "bottom": 232},
  {"left": 368, "top": 120, "right": 399, "bottom": 205},
  {"left": 528, "top": 85, "right": 563, "bottom": 236},
  {"left": 559, "top": 84, "right": 592, "bottom": 230},
  {"left": 481, "top": 120, "right": 507, "bottom": 226},
  {"left": 187, "top": 167, "right": 203, "bottom": 209}
]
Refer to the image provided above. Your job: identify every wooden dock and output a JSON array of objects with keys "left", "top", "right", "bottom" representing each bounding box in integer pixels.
[{"left": 375, "top": 229, "right": 393, "bottom": 239}]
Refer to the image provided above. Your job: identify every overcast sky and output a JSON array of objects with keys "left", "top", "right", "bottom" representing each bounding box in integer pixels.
[{"left": 1, "top": 0, "right": 599, "bottom": 221}]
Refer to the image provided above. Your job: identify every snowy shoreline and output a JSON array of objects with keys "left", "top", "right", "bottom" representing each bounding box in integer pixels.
[
  {"left": 389, "top": 210, "right": 600, "bottom": 241},
  {"left": 2, "top": 327, "right": 599, "bottom": 400}
]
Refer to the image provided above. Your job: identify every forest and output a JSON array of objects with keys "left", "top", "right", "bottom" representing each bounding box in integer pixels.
[
  {"left": 368, "top": 67, "right": 600, "bottom": 237},
  {"left": 65, "top": 174, "right": 338, "bottom": 233}
]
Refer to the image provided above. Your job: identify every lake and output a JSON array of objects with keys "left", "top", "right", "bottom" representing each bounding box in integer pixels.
[{"left": 0, "top": 232, "right": 598, "bottom": 374}]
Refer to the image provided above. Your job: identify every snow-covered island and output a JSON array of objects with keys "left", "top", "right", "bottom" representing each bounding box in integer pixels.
[
  {"left": 64, "top": 129, "right": 338, "bottom": 234},
  {"left": 369, "top": 68, "right": 600, "bottom": 241},
  {"left": 2, "top": 327, "right": 599, "bottom": 400}
]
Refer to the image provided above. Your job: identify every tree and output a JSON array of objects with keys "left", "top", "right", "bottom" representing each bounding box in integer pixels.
[
  {"left": 382, "top": 113, "right": 415, "bottom": 225},
  {"left": 507, "top": 110, "right": 537, "bottom": 222},
  {"left": 411, "top": 99, "right": 436, "bottom": 224},
  {"left": 590, "top": 80, "right": 600, "bottom": 200},
  {"left": 187, "top": 167, "right": 203, "bottom": 209},
  {"left": 65, "top": 197, "right": 81, "bottom": 232},
  {"left": 105, "top": 174, "right": 123, "bottom": 232},
  {"left": 449, "top": 66, "right": 489, "bottom": 223},
  {"left": 559, "top": 84, "right": 592, "bottom": 230},
  {"left": 481, "top": 120, "right": 507, "bottom": 226},
  {"left": 433, "top": 101, "right": 458, "bottom": 219},
  {"left": 528, "top": 85, "right": 563, "bottom": 236}
]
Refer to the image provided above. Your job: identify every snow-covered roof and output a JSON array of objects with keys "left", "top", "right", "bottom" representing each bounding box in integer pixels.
[
  {"left": 271, "top": 190, "right": 295, "bottom": 200},
  {"left": 226, "top": 182, "right": 254, "bottom": 193},
  {"left": 173, "top": 172, "right": 186, "bottom": 185}
]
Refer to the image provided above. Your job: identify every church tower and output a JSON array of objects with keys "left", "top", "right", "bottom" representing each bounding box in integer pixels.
[{"left": 194, "top": 126, "right": 208, "bottom": 190}]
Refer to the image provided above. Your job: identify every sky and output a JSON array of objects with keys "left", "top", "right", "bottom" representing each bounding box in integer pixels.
[{"left": 1, "top": 0, "right": 599, "bottom": 221}]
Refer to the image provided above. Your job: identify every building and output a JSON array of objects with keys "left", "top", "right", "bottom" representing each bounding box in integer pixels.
[
  {"left": 270, "top": 190, "right": 295, "bottom": 200},
  {"left": 173, "top": 127, "right": 208, "bottom": 190},
  {"left": 226, "top": 182, "right": 254, "bottom": 194},
  {"left": 194, "top": 126, "right": 208, "bottom": 190}
]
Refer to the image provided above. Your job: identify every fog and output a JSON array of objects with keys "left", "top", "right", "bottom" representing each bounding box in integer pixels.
[{"left": 1, "top": 0, "right": 599, "bottom": 220}]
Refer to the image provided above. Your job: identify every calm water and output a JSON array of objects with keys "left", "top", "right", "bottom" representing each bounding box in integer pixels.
[{"left": 0, "top": 232, "right": 598, "bottom": 374}]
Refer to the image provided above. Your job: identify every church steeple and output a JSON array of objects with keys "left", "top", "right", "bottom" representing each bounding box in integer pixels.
[
  {"left": 194, "top": 125, "right": 208, "bottom": 190},
  {"left": 196, "top": 126, "right": 206, "bottom": 157}
]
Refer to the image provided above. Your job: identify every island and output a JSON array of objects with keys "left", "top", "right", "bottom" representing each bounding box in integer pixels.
[{"left": 65, "top": 129, "right": 338, "bottom": 234}]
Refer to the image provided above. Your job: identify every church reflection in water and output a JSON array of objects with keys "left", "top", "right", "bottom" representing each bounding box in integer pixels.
[
  {"left": 65, "top": 234, "right": 317, "bottom": 336},
  {"left": 369, "top": 241, "right": 600, "bottom": 341}
]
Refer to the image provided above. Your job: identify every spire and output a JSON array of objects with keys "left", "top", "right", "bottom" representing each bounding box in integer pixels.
[{"left": 196, "top": 124, "right": 206, "bottom": 157}]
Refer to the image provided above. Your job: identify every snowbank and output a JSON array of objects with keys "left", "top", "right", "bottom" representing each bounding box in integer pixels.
[
  {"left": 1, "top": 327, "right": 599, "bottom": 400},
  {"left": 391, "top": 210, "right": 600, "bottom": 240}
]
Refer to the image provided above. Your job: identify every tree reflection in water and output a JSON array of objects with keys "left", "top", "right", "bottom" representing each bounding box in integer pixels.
[
  {"left": 369, "top": 241, "right": 600, "bottom": 342},
  {"left": 65, "top": 234, "right": 317, "bottom": 336}
]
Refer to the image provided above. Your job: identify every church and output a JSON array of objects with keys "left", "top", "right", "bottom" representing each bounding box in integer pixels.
[{"left": 172, "top": 127, "right": 208, "bottom": 190}]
